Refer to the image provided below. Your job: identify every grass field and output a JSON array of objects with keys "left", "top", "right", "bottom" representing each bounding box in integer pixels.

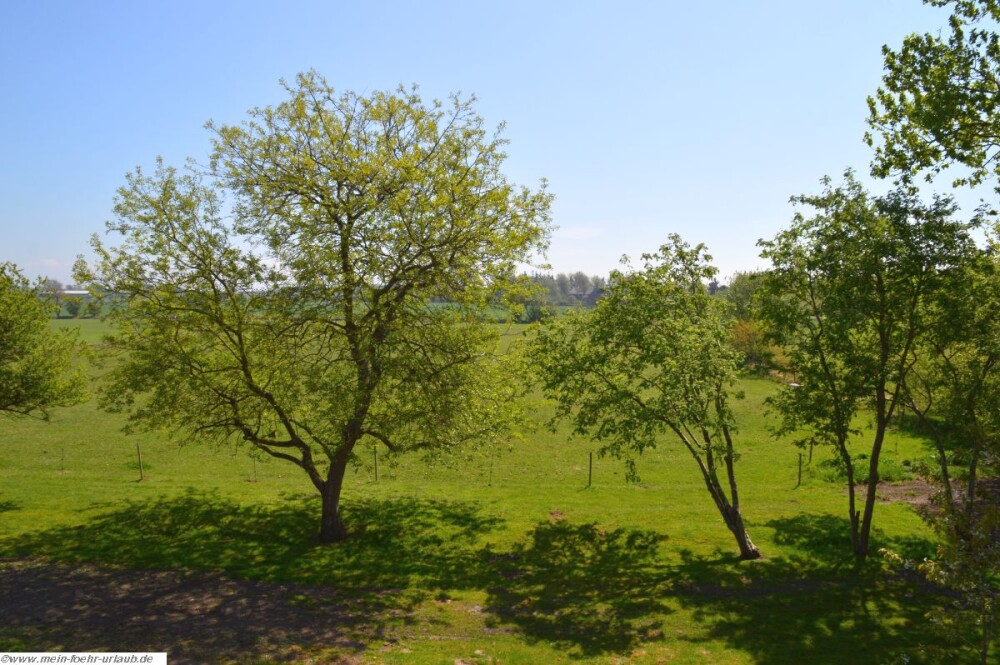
[{"left": 0, "top": 320, "right": 958, "bottom": 664}]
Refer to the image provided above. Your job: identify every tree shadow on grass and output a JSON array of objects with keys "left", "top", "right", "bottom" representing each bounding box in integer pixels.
[
  {"left": 666, "top": 514, "right": 948, "bottom": 665},
  {"left": 0, "top": 496, "right": 954, "bottom": 663},
  {"left": 0, "top": 489, "right": 503, "bottom": 663},
  {"left": 2, "top": 488, "right": 502, "bottom": 590},
  {"left": 766, "top": 512, "right": 936, "bottom": 567},
  {"left": 1, "top": 491, "right": 684, "bottom": 660},
  {"left": 483, "top": 519, "right": 674, "bottom": 657}
]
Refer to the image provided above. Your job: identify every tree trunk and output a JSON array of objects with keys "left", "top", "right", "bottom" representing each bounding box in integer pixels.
[
  {"left": 856, "top": 425, "right": 887, "bottom": 559},
  {"left": 318, "top": 452, "right": 350, "bottom": 544},
  {"left": 934, "top": 436, "right": 956, "bottom": 518},
  {"left": 725, "top": 507, "right": 761, "bottom": 560},
  {"left": 838, "top": 439, "right": 862, "bottom": 557},
  {"left": 718, "top": 420, "right": 760, "bottom": 560},
  {"left": 980, "top": 596, "right": 991, "bottom": 665},
  {"left": 966, "top": 445, "right": 980, "bottom": 523}
]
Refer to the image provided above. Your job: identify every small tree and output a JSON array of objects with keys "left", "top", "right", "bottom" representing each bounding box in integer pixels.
[
  {"left": 922, "top": 500, "right": 1000, "bottom": 665},
  {"left": 895, "top": 230, "right": 999, "bottom": 665},
  {"left": 0, "top": 263, "right": 86, "bottom": 418},
  {"left": 554, "top": 273, "right": 572, "bottom": 304},
  {"left": 41, "top": 278, "right": 64, "bottom": 317},
  {"left": 63, "top": 298, "right": 82, "bottom": 319},
  {"left": 88, "top": 72, "right": 551, "bottom": 544},
  {"left": 722, "top": 271, "right": 763, "bottom": 321},
  {"left": 719, "top": 271, "right": 776, "bottom": 372},
  {"left": 531, "top": 235, "right": 761, "bottom": 560},
  {"left": 570, "top": 271, "right": 592, "bottom": 293},
  {"left": 884, "top": 493, "right": 1000, "bottom": 665},
  {"left": 900, "top": 236, "right": 1000, "bottom": 522},
  {"left": 83, "top": 299, "right": 102, "bottom": 318},
  {"left": 729, "top": 318, "right": 775, "bottom": 373},
  {"left": 758, "top": 172, "right": 976, "bottom": 559}
]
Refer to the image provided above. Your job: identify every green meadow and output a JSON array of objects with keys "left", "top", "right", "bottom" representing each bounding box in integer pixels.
[{"left": 0, "top": 320, "right": 952, "bottom": 664}]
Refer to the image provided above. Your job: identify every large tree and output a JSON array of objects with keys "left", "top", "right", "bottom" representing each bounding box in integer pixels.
[
  {"left": 87, "top": 72, "right": 552, "bottom": 543},
  {"left": 0, "top": 263, "right": 86, "bottom": 418},
  {"left": 757, "top": 173, "right": 976, "bottom": 559},
  {"left": 867, "top": 0, "right": 1000, "bottom": 194},
  {"left": 531, "top": 236, "right": 761, "bottom": 560}
]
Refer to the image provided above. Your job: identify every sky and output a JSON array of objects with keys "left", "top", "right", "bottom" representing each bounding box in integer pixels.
[{"left": 0, "top": 0, "right": 983, "bottom": 284}]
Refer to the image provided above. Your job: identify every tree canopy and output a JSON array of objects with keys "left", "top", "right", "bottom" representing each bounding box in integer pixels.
[
  {"left": 0, "top": 263, "right": 86, "bottom": 419},
  {"left": 868, "top": 0, "right": 1000, "bottom": 193},
  {"left": 87, "top": 72, "right": 552, "bottom": 543},
  {"left": 757, "top": 172, "right": 977, "bottom": 559},
  {"left": 531, "top": 236, "right": 760, "bottom": 559},
  {"left": 900, "top": 233, "right": 1000, "bottom": 520}
]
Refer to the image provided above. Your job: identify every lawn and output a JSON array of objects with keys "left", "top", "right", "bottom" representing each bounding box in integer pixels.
[{"left": 0, "top": 320, "right": 954, "bottom": 664}]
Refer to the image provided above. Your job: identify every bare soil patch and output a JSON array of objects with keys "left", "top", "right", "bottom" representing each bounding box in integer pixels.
[
  {"left": 857, "top": 478, "right": 938, "bottom": 509},
  {"left": 0, "top": 557, "right": 391, "bottom": 664}
]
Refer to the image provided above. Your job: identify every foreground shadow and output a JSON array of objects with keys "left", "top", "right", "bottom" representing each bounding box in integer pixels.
[
  {"left": 484, "top": 520, "right": 673, "bottom": 656},
  {"left": 0, "top": 490, "right": 502, "bottom": 663},
  {"left": 767, "top": 513, "right": 935, "bottom": 567},
  {"left": 666, "top": 514, "right": 947, "bottom": 665},
  {"left": 2, "top": 489, "right": 501, "bottom": 591},
  {"left": 0, "top": 496, "right": 951, "bottom": 663}
]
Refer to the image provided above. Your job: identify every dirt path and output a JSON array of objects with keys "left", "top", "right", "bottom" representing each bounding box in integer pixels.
[{"left": 0, "top": 558, "right": 385, "bottom": 664}]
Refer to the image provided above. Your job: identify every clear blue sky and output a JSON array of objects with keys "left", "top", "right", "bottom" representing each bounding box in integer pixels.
[{"left": 0, "top": 0, "right": 974, "bottom": 284}]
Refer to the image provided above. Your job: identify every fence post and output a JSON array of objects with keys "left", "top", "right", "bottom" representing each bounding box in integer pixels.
[{"left": 137, "top": 443, "right": 144, "bottom": 481}]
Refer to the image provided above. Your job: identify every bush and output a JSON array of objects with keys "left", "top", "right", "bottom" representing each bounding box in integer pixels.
[
  {"left": 818, "top": 453, "right": 914, "bottom": 484},
  {"left": 63, "top": 298, "right": 82, "bottom": 318},
  {"left": 516, "top": 302, "right": 555, "bottom": 323}
]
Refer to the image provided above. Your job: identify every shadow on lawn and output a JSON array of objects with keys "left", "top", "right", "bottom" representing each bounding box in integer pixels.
[
  {"left": 666, "top": 514, "right": 947, "bottom": 665},
  {"left": 484, "top": 520, "right": 673, "bottom": 656},
  {"left": 1, "top": 488, "right": 502, "bottom": 592},
  {"left": 481, "top": 513, "right": 945, "bottom": 663},
  {"left": 0, "top": 490, "right": 502, "bottom": 662},
  {"left": 0, "top": 494, "right": 949, "bottom": 663}
]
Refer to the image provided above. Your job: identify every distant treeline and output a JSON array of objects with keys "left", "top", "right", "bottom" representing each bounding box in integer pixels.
[
  {"left": 525, "top": 272, "right": 607, "bottom": 306},
  {"left": 507, "top": 272, "right": 607, "bottom": 323}
]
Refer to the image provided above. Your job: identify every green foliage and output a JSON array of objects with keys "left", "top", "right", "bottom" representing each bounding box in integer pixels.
[
  {"left": 817, "top": 454, "right": 914, "bottom": 485},
  {"left": 719, "top": 271, "right": 778, "bottom": 372},
  {"left": 40, "top": 279, "right": 63, "bottom": 318},
  {"left": 62, "top": 298, "right": 82, "bottom": 319},
  {"left": 83, "top": 299, "right": 102, "bottom": 319},
  {"left": 530, "top": 235, "right": 761, "bottom": 559},
  {"left": 729, "top": 317, "right": 777, "bottom": 373},
  {"left": 515, "top": 301, "right": 555, "bottom": 323},
  {"left": 884, "top": 498, "right": 1000, "bottom": 664},
  {"left": 722, "top": 270, "right": 763, "bottom": 321},
  {"left": 0, "top": 263, "right": 86, "bottom": 419},
  {"left": 902, "top": 236, "right": 1000, "bottom": 516},
  {"left": 85, "top": 71, "right": 551, "bottom": 542},
  {"left": 0, "top": 323, "right": 947, "bottom": 663},
  {"left": 758, "top": 172, "right": 977, "bottom": 558},
  {"left": 519, "top": 272, "right": 606, "bottom": 307},
  {"left": 868, "top": 0, "right": 1000, "bottom": 193},
  {"left": 868, "top": 11, "right": 1000, "bottom": 646}
]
